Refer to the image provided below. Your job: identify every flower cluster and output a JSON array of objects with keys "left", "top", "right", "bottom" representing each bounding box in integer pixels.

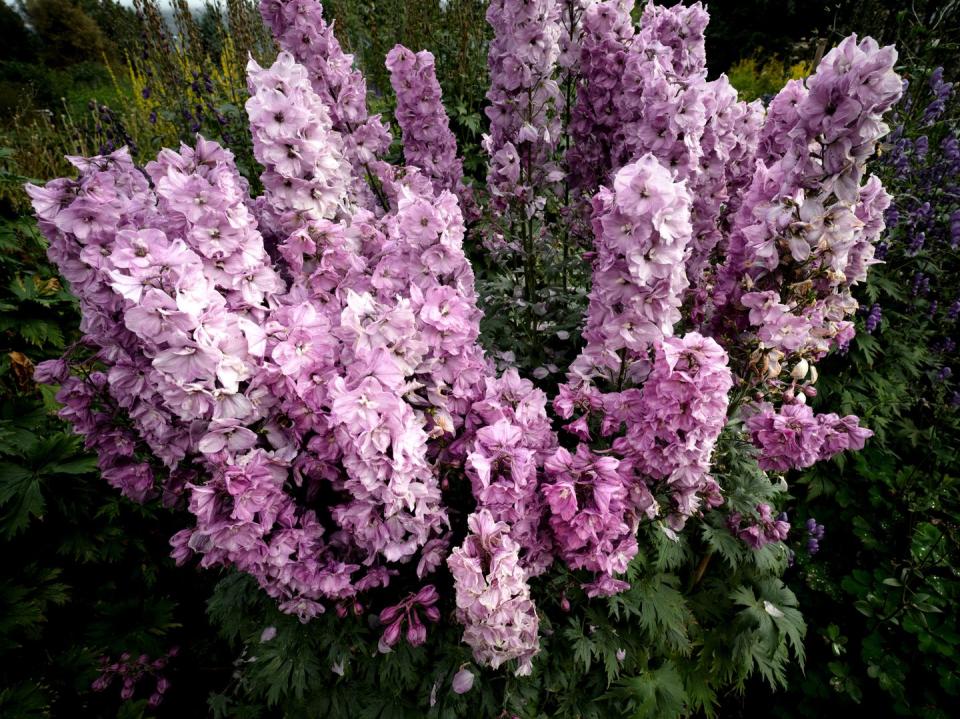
[
  {"left": 570, "top": 154, "right": 693, "bottom": 382},
  {"left": 91, "top": 647, "right": 177, "bottom": 708},
  {"left": 386, "top": 45, "right": 475, "bottom": 219},
  {"left": 715, "top": 36, "right": 901, "bottom": 360},
  {"left": 745, "top": 402, "right": 873, "bottom": 472},
  {"left": 728, "top": 504, "right": 791, "bottom": 550},
  {"left": 259, "top": 0, "right": 393, "bottom": 209},
  {"left": 567, "top": 1, "right": 763, "bottom": 289},
  {"left": 447, "top": 510, "right": 540, "bottom": 676},
  {"left": 246, "top": 51, "right": 350, "bottom": 232},
  {"left": 465, "top": 415, "right": 551, "bottom": 574},
  {"left": 805, "top": 517, "right": 825, "bottom": 555},
  {"left": 484, "top": 0, "right": 564, "bottom": 210},
  {"left": 615, "top": 333, "right": 733, "bottom": 530},
  {"left": 29, "top": 49, "right": 489, "bottom": 628},
  {"left": 27, "top": 0, "right": 900, "bottom": 678},
  {"left": 542, "top": 445, "right": 644, "bottom": 597}
]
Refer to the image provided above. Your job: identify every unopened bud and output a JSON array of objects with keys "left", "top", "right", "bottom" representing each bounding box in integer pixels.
[{"left": 790, "top": 358, "right": 809, "bottom": 380}]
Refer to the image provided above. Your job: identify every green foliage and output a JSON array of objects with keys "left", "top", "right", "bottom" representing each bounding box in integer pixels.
[
  {"left": 727, "top": 53, "right": 811, "bottom": 102},
  {"left": 20, "top": 0, "right": 110, "bottom": 68}
]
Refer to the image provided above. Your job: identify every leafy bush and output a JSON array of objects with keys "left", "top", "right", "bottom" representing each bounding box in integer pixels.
[
  {"left": 5, "top": 1, "right": 960, "bottom": 717},
  {"left": 19, "top": 0, "right": 909, "bottom": 716},
  {"left": 727, "top": 53, "right": 811, "bottom": 102}
]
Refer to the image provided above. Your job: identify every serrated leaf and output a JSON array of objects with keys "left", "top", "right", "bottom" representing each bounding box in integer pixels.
[{"left": 0, "top": 462, "right": 43, "bottom": 537}]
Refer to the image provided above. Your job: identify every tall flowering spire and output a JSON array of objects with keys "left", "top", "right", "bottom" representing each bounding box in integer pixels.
[
  {"left": 566, "top": 0, "right": 763, "bottom": 294},
  {"left": 569, "top": 154, "right": 693, "bottom": 384},
  {"left": 484, "top": 0, "right": 564, "bottom": 207},
  {"left": 259, "top": 0, "right": 393, "bottom": 210},
  {"left": 566, "top": 0, "right": 636, "bottom": 193},
  {"left": 710, "top": 35, "right": 901, "bottom": 465},
  {"left": 714, "top": 36, "right": 902, "bottom": 357},
  {"left": 245, "top": 52, "right": 350, "bottom": 233},
  {"left": 386, "top": 45, "right": 476, "bottom": 219}
]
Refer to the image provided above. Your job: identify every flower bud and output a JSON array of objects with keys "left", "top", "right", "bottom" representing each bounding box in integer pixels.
[
  {"left": 120, "top": 679, "right": 135, "bottom": 700},
  {"left": 790, "top": 358, "right": 809, "bottom": 380},
  {"left": 415, "top": 584, "right": 439, "bottom": 606},
  {"left": 452, "top": 668, "right": 475, "bottom": 694},
  {"left": 379, "top": 604, "right": 403, "bottom": 626},
  {"left": 382, "top": 619, "right": 403, "bottom": 647},
  {"left": 406, "top": 613, "right": 427, "bottom": 646}
]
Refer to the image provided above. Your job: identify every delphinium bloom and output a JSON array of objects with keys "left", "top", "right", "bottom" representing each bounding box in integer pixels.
[
  {"left": 542, "top": 444, "right": 647, "bottom": 597},
  {"left": 91, "top": 648, "right": 177, "bottom": 708},
  {"left": 447, "top": 510, "right": 540, "bottom": 676},
  {"left": 745, "top": 402, "right": 872, "bottom": 472},
  {"left": 465, "top": 420, "right": 552, "bottom": 574},
  {"left": 566, "top": 0, "right": 637, "bottom": 193},
  {"left": 714, "top": 35, "right": 902, "bottom": 353},
  {"left": 482, "top": 0, "right": 565, "bottom": 297},
  {"left": 620, "top": 3, "right": 764, "bottom": 291},
  {"left": 709, "top": 36, "right": 900, "bottom": 465},
  {"left": 568, "top": 153, "right": 693, "bottom": 384},
  {"left": 246, "top": 51, "right": 350, "bottom": 233},
  {"left": 614, "top": 333, "right": 733, "bottom": 531},
  {"left": 484, "top": 0, "right": 564, "bottom": 208},
  {"left": 459, "top": 368, "right": 558, "bottom": 576},
  {"left": 386, "top": 45, "right": 476, "bottom": 219},
  {"left": 567, "top": 1, "right": 762, "bottom": 288},
  {"left": 259, "top": 0, "right": 393, "bottom": 209}
]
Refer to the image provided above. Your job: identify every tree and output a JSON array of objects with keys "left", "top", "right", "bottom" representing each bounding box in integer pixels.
[{"left": 20, "top": 0, "right": 108, "bottom": 68}]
